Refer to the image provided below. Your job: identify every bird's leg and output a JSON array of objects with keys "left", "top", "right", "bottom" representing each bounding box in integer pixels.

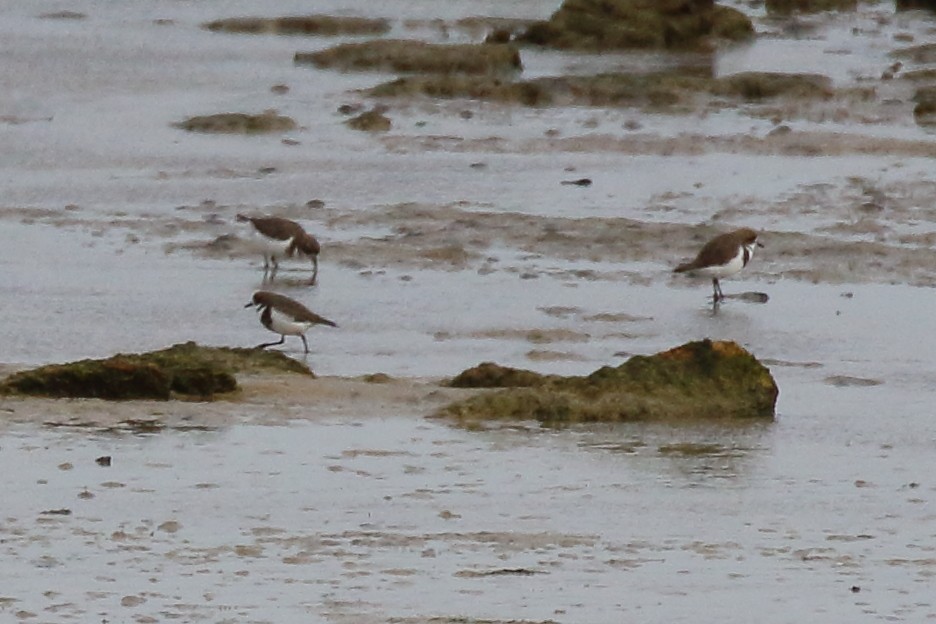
[
  {"left": 262, "top": 253, "right": 271, "bottom": 271},
  {"left": 269, "top": 256, "right": 280, "bottom": 281},
  {"left": 309, "top": 256, "right": 318, "bottom": 286},
  {"left": 300, "top": 334, "right": 310, "bottom": 354},
  {"left": 712, "top": 278, "right": 725, "bottom": 303},
  {"left": 255, "top": 335, "right": 286, "bottom": 350}
]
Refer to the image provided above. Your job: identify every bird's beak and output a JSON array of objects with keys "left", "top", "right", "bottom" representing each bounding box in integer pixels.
[
  {"left": 756, "top": 241, "right": 764, "bottom": 248},
  {"left": 244, "top": 301, "right": 254, "bottom": 308}
]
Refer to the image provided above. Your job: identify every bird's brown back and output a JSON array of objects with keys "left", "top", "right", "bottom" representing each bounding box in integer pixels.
[
  {"left": 237, "top": 214, "right": 304, "bottom": 242},
  {"left": 252, "top": 291, "right": 337, "bottom": 327},
  {"left": 674, "top": 228, "right": 757, "bottom": 272}
]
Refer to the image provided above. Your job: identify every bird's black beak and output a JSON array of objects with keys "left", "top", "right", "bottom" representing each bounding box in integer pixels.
[
  {"left": 244, "top": 301, "right": 254, "bottom": 308},
  {"left": 756, "top": 241, "right": 764, "bottom": 248}
]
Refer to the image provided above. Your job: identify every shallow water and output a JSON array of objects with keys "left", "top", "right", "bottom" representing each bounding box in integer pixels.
[
  {"left": 3, "top": 1, "right": 936, "bottom": 622},
  {"left": 1, "top": 400, "right": 934, "bottom": 623}
]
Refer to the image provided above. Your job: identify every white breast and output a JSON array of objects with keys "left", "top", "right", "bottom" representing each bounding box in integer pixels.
[
  {"left": 245, "top": 231, "right": 293, "bottom": 256},
  {"left": 268, "top": 308, "right": 312, "bottom": 337},
  {"left": 693, "top": 245, "right": 750, "bottom": 280}
]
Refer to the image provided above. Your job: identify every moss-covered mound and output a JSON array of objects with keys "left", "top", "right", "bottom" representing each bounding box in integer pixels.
[
  {"left": 440, "top": 340, "right": 778, "bottom": 426},
  {"left": 0, "top": 342, "right": 311, "bottom": 401},
  {"left": 517, "top": 0, "right": 753, "bottom": 51},
  {"left": 296, "top": 40, "right": 522, "bottom": 75},
  {"left": 203, "top": 15, "right": 390, "bottom": 36},
  {"left": 174, "top": 112, "right": 296, "bottom": 134},
  {"left": 368, "top": 70, "right": 832, "bottom": 109}
]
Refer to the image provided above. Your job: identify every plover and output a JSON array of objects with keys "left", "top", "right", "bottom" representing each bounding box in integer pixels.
[
  {"left": 673, "top": 228, "right": 762, "bottom": 303},
  {"left": 245, "top": 290, "right": 337, "bottom": 354},
  {"left": 236, "top": 214, "right": 320, "bottom": 285}
]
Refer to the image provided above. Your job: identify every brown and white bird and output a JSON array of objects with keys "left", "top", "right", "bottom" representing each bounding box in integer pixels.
[
  {"left": 673, "top": 228, "right": 762, "bottom": 302},
  {"left": 245, "top": 291, "right": 337, "bottom": 354},
  {"left": 236, "top": 214, "right": 320, "bottom": 285}
]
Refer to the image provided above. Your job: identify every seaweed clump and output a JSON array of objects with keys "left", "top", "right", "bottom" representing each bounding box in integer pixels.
[
  {"left": 203, "top": 15, "right": 390, "bottom": 37},
  {"left": 440, "top": 340, "right": 778, "bottom": 427},
  {"left": 345, "top": 108, "right": 392, "bottom": 132},
  {"left": 368, "top": 71, "right": 832, "bottom": 110},
  {"left": 296, "top": 40, "right": 522, "bottom": 75},
  {"left": 765, "top": 0, "right": 858, "bottom": 14},
  {"left": 173, "top": 112, "right": 296, "bottom": 134},
  {"left": 516, "top": 0, "right": 753, "bottom": 51},
  {"left": 0, "top": 341, "right": 311, "bottom": 401}
]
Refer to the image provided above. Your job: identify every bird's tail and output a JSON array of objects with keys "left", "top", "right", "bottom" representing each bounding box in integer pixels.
[
  {"left": 235, "top": 213, "right": 251, "bottom": 223},
  {"left": 673, "top": 262, "right": 695, "bottom": 274}
]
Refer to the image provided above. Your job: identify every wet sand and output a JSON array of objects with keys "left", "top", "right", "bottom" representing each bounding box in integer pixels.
[{"left": 3, "top": 1, "right": 936, "bottom": 622}]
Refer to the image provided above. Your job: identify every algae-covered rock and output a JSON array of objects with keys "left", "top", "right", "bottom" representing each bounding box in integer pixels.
[
  {"left": 0, "top": 341, "right": 311, "bottom": 401},
  {"left": 517, "top": 0, "right": 753, "bottom": 51},
  {"left": 440, "top": 340, "right": 778, "bottom": 426},
  {"left": 295, "top": 40, "right": 522, "bottom": 75},
  {"left": 203, "top": 15, "right": 390, "bottom": 36},
  {"left": 2, "top": 358, "right": 173, "bottom": 400},
  {"left": 174, "top": 112, "right": 296, "bottom": 134}
]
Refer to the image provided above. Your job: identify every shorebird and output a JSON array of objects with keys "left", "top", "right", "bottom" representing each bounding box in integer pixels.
[
  {"left": 673, "top": 228, "right": 762, "bottom": 303},
  {"left": 245, "top": 290, "right": 337, "bottom": 354},
  {"left": 236, "top": 214, "right": 320, "bottom": 285}
]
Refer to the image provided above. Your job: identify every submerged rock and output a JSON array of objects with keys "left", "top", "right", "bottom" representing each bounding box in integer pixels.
[
  {"left": 203, "top": 15, "right": 390, "bottom": 36},
  {"left": 174, "top": 112, "right": 296, "bottom": 134},
  {"left": 440, "top": 340, "right": 778, "bottom": 426},
  {"left": 296, "top": 40, "right": 522, "bottom": 75},
  {"left": 0, "top": 342, "right": 311, "bottom": 401},
  {"left": 517, "top": 0, "right": 753, "bottom": 51}
]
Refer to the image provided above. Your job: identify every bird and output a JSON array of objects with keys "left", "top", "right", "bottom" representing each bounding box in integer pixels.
[
  {"left": 236, "top": 214, "right": 320, "bottom": 285},
  {"left": 245, "top": 291, "right": 337, "bottom": 354},
  {"left": 673, "top": 228, "right": 762, "bottom": 303}
]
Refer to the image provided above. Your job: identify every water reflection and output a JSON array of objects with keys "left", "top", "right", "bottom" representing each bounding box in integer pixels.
[{"left": 574, "top": 420, "right": 775, "bottom": 485}]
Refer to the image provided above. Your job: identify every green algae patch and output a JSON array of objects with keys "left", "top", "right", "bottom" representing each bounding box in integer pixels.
[
  {"left": 174, "top": 112, "right": 296, "bottom": 135},
  {"left": 296, "top": 40, "right": 522, "bottom": 75},
  {"left": 516, "top": 0, "right": 753, "bottom": 51},
  {"left": 368, "top": 70, "right": 832, "bottom": 110},
  {"left": 439, "top": 340, "right": 778, "bottom": 427},
  {"left": 0, "top": 341, "right": 311, "bottom": 401},
  {"left": 203, "top": 15, "right": 390, "bottom": 37}
]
